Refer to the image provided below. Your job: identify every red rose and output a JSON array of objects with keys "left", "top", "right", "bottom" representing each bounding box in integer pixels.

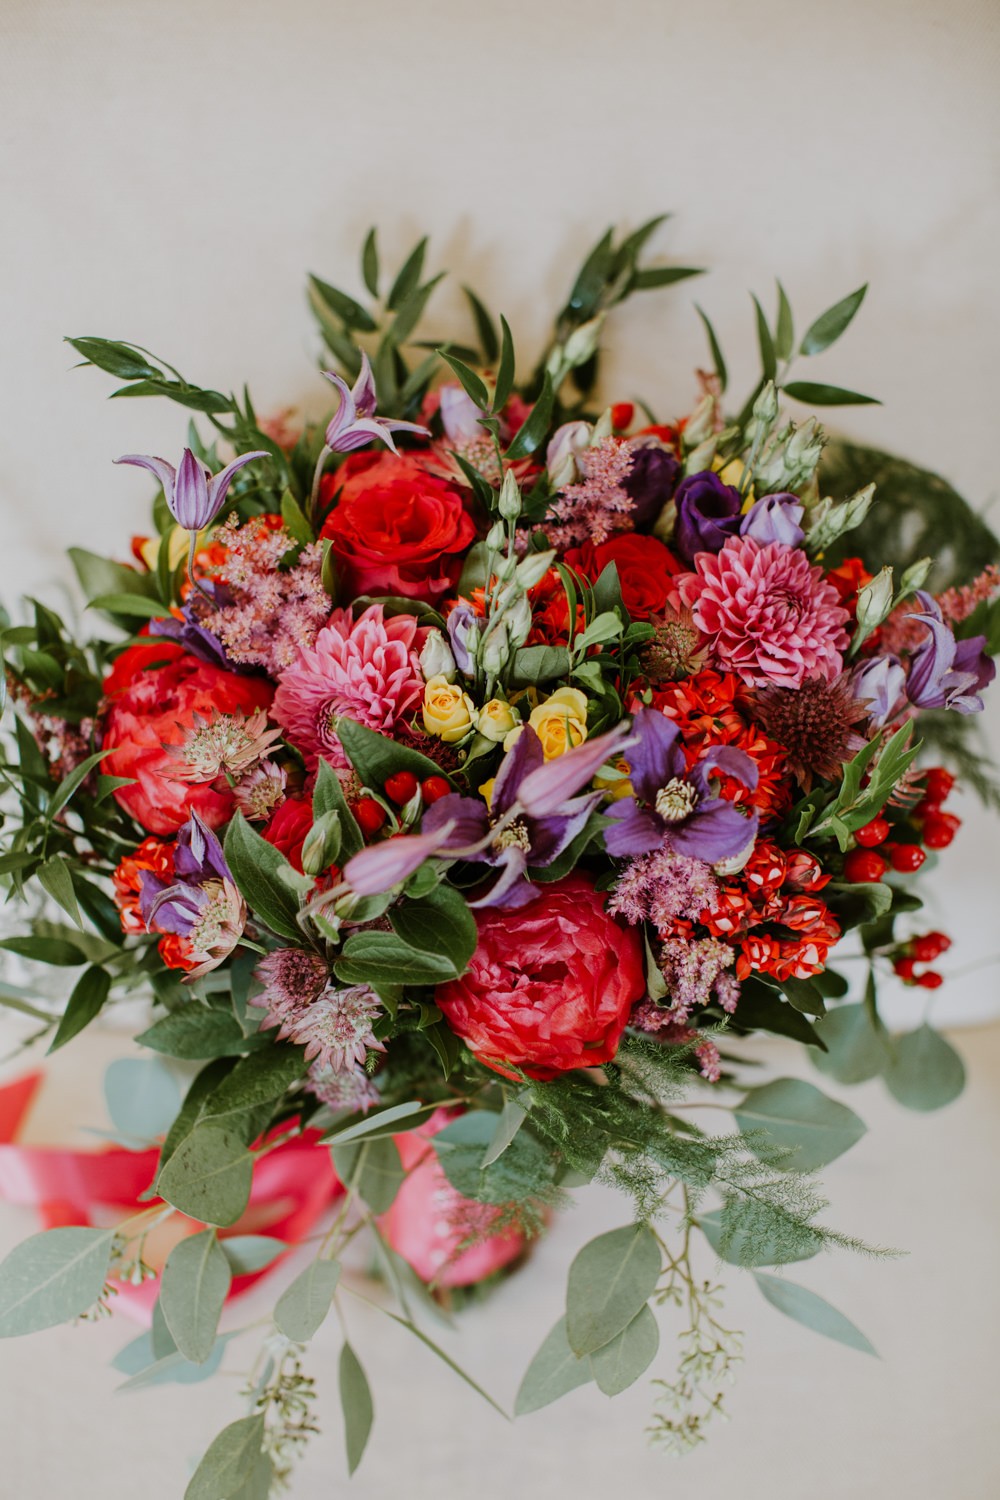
[
  {"left": 564, "top": 533, "right": 683, "bottom": 619},
  {"left": 262, "top": 796, "right": 313, "bottom": 873},
  {"left": 320, "top": 453, "right": 476, "bottom": 604},
  {"left": 101, "top": 641, "right": 273, "bottom": 836},
  {"left": 436, "top": 873, "right": 646, "bottom": 1079}
]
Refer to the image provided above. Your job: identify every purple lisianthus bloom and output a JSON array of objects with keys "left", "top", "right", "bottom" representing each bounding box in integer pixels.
[
  {"left": 115, "top": 448, "right": 268, "bottom": 532},
  {"left": 850, "top": 655, "right": 907, "bottom": 727},
  {"left": 672, "top": 470, "right": 744, "bottom": 565},
  {"left": 322, "top": 352, "right": 428, "bottom": 455},
  {"left": 439, "top": 383, "right": 485, "bottom": 444},
  {"left": 906, "top": 591, "right": 995, "bottom": 714},
  {"left": 622, "top": 441, "right": 681, "bottom": 530},
  {"left": 605, "top": 708, "right": 758, "bottom": 863},
  {"left": 740, "top": 493, "right": 805, "bottom": 548},
  {"left": 139, "top": 812, "right": 246, "bottom": 978}
]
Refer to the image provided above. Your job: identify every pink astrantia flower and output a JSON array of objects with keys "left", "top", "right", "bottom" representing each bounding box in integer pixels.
[
  {"left": 272, "top": 604, "right": 425, "bottom": 770},
  {"left": 678, "top": 535, "right": 850, "bottom": 689}
]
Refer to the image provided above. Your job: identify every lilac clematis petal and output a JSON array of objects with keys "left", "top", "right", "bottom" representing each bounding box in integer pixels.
[
  {"left": 604, "top": 800, "right": 667, "bottom": 858},
  {"left": 207, "top": 450, "right": 270, "bottom": 517},
  {"left": 949, "top": 636, "right": 995, "bottom": 712},
  {"left": 467, "top": 847, "right": 530, "bottom": 909},
  {"left": 173, "top": 811, "right": 232, "bottom": 884},
  {"left": 170, "top": 448, "right": 212, "bottom": 531},
  {"left": 907, "top": 612, "right": 958, "bottom": 708},
  {"left": 691, "top": 745, "right": 759, "bottom": 796},
  {"left": 626, "top": 708, "right": 684, "bottom": 806},
  {"left": 114, "top": 454, "right": 177, "bottom": 497},
  {"left": 343, "top": 822, "right": 456, "bottom": 896},
  {"left": 666, "top": 802, "right": 758, "bottom": 864},
  {"left": 351, "top": 352, "right": 378, "bottom": 419},
  {"left": 851, "top": 655, "right": 906, "bottom": 727},
  {"left": 526, "top": 795, "right": 600, "bottom": 865},
  {"left": 421, "top": 794, "right": 490, "bottom": 849},
  {"left": 516, "top": 724, "right": 636, "bottom": 818},
  {"left": 491, "top": 726, "right": 545, "bottom": 816}
]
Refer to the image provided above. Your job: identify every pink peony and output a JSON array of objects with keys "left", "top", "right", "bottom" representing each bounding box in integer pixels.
[
  {"left": 678, "top": 535, "right": 850, "bottom": 689},
  {"left": 271, "top": 604, "right": 425, "bottom": 770}
]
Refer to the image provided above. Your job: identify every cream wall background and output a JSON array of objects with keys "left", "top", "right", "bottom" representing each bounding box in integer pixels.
[{"left": 0, "top": 3, "right": 999, "bottom": 1498}]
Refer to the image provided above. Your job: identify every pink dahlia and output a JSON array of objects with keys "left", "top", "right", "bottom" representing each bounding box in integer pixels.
[
  {"left": 678, "top": 536, "right": 849, "bottom": 689},
  {"left": 272, "top": 604, "right": 425, "bottom": 770}
]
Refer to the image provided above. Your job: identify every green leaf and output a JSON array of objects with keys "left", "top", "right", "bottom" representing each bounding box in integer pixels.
[
  {"left": 160, "top": 1230, "right": 231, "bottom": 1364},
  {"left": 200, "top": 1046, "right": 305, "bottom": 1124},
  {"left": 389, "top": 884, "right": 477, "bottom": 975},
  {"left": 631, "top": 265, "right": 703, "bottom": 289},
  {"left": 280, "top": 487, "right": 313, "bottom": 544},
  {"left": 753, "top": 1272, "right": 877, "bottom": 1356},
  {"left": 334, "top": 931, "right": 457, "bottom": 988},
  {"left": 69, "top": 547, "right": 160, "bottom": 606},
  {"left": 115, "top": 1332, "right": 233, "bottom": 1390},
  {"left": 388, "top": 237, "right": 428, "bottom": 310},
  {"left": 219, "top": 1236, "right": 287, "bottom": 1276},
  {"left": 884, "top": 1025, "right": 965, "bottom": 1112},
  {"left": 0, "top": 1227, "right": 115, "bottom": 1336},
  {"left": 780, "top": 976, "right": 827, "bottom": 1017},
  {"left": 492, "top": 314, "right": 516, "bottom": 413},
  {"left": 480, "top": 1097, "right": 529, "bottom": 1168},
  {"left": 589, "top": 1303, "right": 660, "bottom": 1395},
  {"left": 156, "top": 1058, "right": 236, "bottom": 1178},
  {"left": 184, "top": 1415, "right": 267, "bottom": 1500},
  {"left": 774, "top": 281, "right": 795, "bottom": 362},
  {"left": 431, "top": 1110, "right": 552, "bottom": 1206},
  {"left": 361, "top": 229, "right": 379, "bottom": 298},
  {"left": 313, "top": 759, "right": 363, "bottom": 858},
  {"left": 86, "top": 593, "right": 171, "bottom": 619},
  {"left": 336, "top": 717, "right": 452, "bottom": 793},
  {"left": 104, "top": 1057, "right": 183, "bottom": 1141},
  {"left": 66, "top": 336, "right": 161, "bottom": 380},
  {"left": 800, "top": 284, "right": 868, "bottom": 356},
  {"left": 137, "top": 1008, "right": 250, "bottom": 1060},
  {"left": 565, "top": 1224, "right": 661, "bottom": 1357},
  {"left": 812, "top": 1003, "right": 890, "bottom": 1085},
  {"left": 274, "top": 1258, "right": 341, "bottom": 1341},
  {"left": 730, "top": 980, "right": 826, "bottom": 1051},
  {"left": 332, "top": 1137, "right": 405, "bottom": 1213},
  {"left": 339, "top": 1341, "right": 374, "bottom": 1475},
  {"left": 506, "top": 372, "right": 555, "bottom": 460},
  {"left": 224, "top": 813, "right": 303, "bottom": 941},
  {"left": 308, "top": 274, "right": 377, "bottom": 333},
  {"left": 462, "top": 286, "right": 499, "bottom": 363},
  {"left": 698, "top": 1207, "right": 821, "bottom": 1268},
  {"left": 388, "top": 273, "right": 445, "bottom": 347},
  {"left": 438, "top": 350, "right": 489, "bottom": 411},
  {"left": 157, "top": 1124, "right": 254, "bottom": 1226},
  {"left": 695, "top": 304, "right": 727, "bottom": 392},
  {"left": 734, "top": 1078, "right": 867, "bottom": 1173},
  {"left": 509, "top": 644, "right": 572, "bottom": 687},
  {"left": 515, "top": 1314, "right": 593, "bottom": 1414},
  {"left": 0, "top": 936, "right": 85, "bottom": 966},
  {"left": 323, "top": 1100, "right": 426, "bottom": 1146},
  {"left": 783, "top": 381, "right": 880, "bottom": 407},
  {"left": 48, "top": 965, "right": 110, "bottom": 1052},
  {"left": 752, "top": 294, "right": 777, "bottom": 381}
]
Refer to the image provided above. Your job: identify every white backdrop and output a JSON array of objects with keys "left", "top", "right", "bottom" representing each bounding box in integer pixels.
[{"left": 1, "top": 3, "right": 999, "bottom": 1497}]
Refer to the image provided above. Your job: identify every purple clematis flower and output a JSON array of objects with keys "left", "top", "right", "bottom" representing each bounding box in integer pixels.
[
  {"left": 417, "top": 726, "right": 604, "bottom": 908},
  {"left": 906, "top": 591, "right": 995, "bottom": 714},
  {"left": 850, "top": 655, "right": 907, "bottom": 727},
  {"left": 322, "top": 352, "right": 429, "bottom": 455},
  {"left": 115, "top": 448, "right": 268, "bottom": 532},
  {"left": 740, "top": 492, "right": 805, "bottom": 547},
  {"left": 605, "top": 708, "right": 758, "bottom": 863},
  {"left": 139, "top": 812, "right": 246, "bottom": 978},
  {"left": 149, "top": 579, "right": 234, "bottom": 670}
]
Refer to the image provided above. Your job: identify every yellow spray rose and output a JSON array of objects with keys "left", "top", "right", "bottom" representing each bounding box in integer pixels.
[
  {"left": 714, "top": 457, "right": 755, "bottom": 508},
  {"left": 422, "top": 675, "right": 475, "bottom": 743},
  {"left": 475, "top": 698, "right": 520, "bottom": 743},
  {"left": 505, "top": 686, "right": 589, "bottom": 761},
  {"left": 135, "top": 524, "right": 204, "bottom": 574}
]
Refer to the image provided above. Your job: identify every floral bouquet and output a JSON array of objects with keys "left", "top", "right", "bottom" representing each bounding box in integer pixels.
[{"left": 1, "top": 221, "right": 998, "bottom": 1495}]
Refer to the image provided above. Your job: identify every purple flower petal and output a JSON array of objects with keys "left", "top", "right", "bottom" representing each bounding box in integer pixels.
[
  {"left": 114, "top": 454, "right": 177, "bottom": 495},
  {"left": 739, "top": 494, "right": 805, "bottom": 547},
  {"left": 343, "top": 822, "right": 456, "bottom": 895},
  {"left": 207, "top": 450, "right": 270, "bottom": 517},
  {"left": 604, "top": 799, "right": 666, "bottom": 857},
  {"left": 421, "top": 794, "right": 490, "bottom": 848},
  {"left": 467, "top": 847, "right": 529, "bottom": 909},
  {"left": 491, "top": 726, "right": 544, "bottom": 816},
  {"left": 516, "top": 723, "right": 635, "bottom": 818},
  {"left": 691, "top": 745, "right": 759, "bottom": 796},
  {"left": 627, "top": 708, "right": 684, "bottom": 806},
  {"left": 666, "top": 802, "right": 758, "bottom": 863}
]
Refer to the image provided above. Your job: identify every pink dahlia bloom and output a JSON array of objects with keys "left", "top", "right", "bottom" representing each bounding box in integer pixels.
[
  {"left": 272, "top": 604, "right": 425, "bottom": 769},
  {"left": 678, "top": 536, "right": 849, "bottom": 689}
]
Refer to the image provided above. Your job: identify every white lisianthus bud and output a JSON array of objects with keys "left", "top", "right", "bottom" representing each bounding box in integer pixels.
[
  {"left": 855, "top": 566, "right": 895, "bottom": 637},
  {"left": 505, "top": 594, "right": 533, "bottom": 649},
  {"left": 546, "top": 420, "right": 591, "bottom": 487},
  {"left": 514, "top": 547, "right": 557, "bottom": 591},
  {"left": 498, "top": 468, "right": 522, "bottom": 521},
  {"left": 590, "top": 407, "right": 614, "bottom": 445},
  {"left": 419, "top": 629, "right": 457, "bottom": 683},
  {"left": 486, "top": 519, "right": 506, "bottom": 551},
  {"left": 563, "top": 314, "right": 604, "bottom": 369}
]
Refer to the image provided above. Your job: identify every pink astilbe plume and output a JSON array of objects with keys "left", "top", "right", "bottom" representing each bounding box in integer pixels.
[
  {"left": 203, "top": 516, "right": 332, "bottom": 677},
  {"left": 936, "top": 564, "right": 1000, "bottom": 627},
  {"left": 272, "top": 603, "right": 425, "bottom": 770},
  {"left": 608, "top": 846, "right": 719, "bottom": 932},
  {"left": 546, "top": 436, "right": 636, "bottom": 549}
]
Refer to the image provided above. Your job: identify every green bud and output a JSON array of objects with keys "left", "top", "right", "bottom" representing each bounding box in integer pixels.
[
  {"left": 498, "top": 469, "right": 522, "bottom": 521},
  {"left": 301, "top": 810, "right": 342, "bottom": 877}
]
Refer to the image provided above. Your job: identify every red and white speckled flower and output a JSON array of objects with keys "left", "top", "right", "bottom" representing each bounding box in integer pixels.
[{"left": 678, "top": 535, "right": 850, "bottom": 689}]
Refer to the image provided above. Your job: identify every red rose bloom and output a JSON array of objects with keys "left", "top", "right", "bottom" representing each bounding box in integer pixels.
[
  {"left": 101, "top": 641, "right": 273, "bottom": 836},
  {"left": 564, "top": 533, "right": 683, "bottom": 619},
  {"left": 436, "top": 874, "right": 646, "bottom": 1079},
  {"left": 262, "top": 796, "right": 313, "bottom": 873},
  {"left": 320, "top": 453, "right": 477, "bottom": 604}
]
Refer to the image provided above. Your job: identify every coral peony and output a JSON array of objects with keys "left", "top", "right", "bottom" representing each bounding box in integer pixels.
[
  {"left": 272, "top": 604, "right": 425, "bottom": 771},
  {"left": 101, "top": 641, "right": 273, "bottom": 835},
  {"left": 320, "top": 453, "right": 476, "bottom": 603},
  {"left": 678, "top": 536, "right": 850, "bottom": 689},
  {"left": 436, "top": 873, "right": 646, "bottom": 1079}
]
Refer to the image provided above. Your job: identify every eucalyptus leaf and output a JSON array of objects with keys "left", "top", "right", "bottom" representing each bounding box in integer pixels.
[
  {"left": 184, "top": 1414, "right": 266, "bottom": 1500},
  {"left": 0, "top": 1227, "right": 115, "bottom": 1336},
  {"left": 734, "top": 1078, "right": 866, "bottom": 1173},
  {"left": 339, "top": 1341, "right": 374, "bottom": 1475},
  {"left": 884, "top": 1025, "right": 965, "bottom": 1111},
  {"left": 812, "top": 1003, "right": 890, "bottom": 1085},
  {"left": 104, "top": 1057, "right": 182, "bottom": 1142},
  {"left": 515, "top": 1314, "right": 593, "bottom": 1415},
  {"left": 754, "top": 1272, "right": 877, "bottom": 1355},
  {"left": 156, "top": 1124, "right": 254, "bottom": 1226},
  {"left": 160, "top": 1230, "right": 231, "bottom": 1364},
  {"left": 565, "top": 1225, "right": 661, "bottom": 1357},
  {"left": 589, "top": 1303, "right": 660, "bottom": 1395},
  {"left": 323, "top": 1100, "right": 424, "bottom": 1145},
  {"left": 332, "top": 1138, "right": 405, "bottom": 1214},
  {"left": 274, "top": 1259, "right": 341, "bottom": 1342},
  {"left": 698, "top": 1208, "right": 821, "bottom": 1268},
  {"left": 220, "top": 1236, "right": 288, "bottom": 1276}
]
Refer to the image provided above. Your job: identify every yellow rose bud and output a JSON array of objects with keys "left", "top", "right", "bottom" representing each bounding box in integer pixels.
[
  {"left": 422, "top": 675, "right": 475, "bottom": 744},
  {"left": 475, "top": 698, "right": 520, "bottom": 743},
  {"left": 714, "top": 457, "right": 755, "bottom": 507},
  {"left": 527, "top": 686, "right": 589, "bottom": 761},
  {"left": 593, "top": 756, "right": 634, "bottom": 802}
]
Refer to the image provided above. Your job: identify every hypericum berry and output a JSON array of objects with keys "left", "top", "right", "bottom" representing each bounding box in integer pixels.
[
  {"left": 921, "top": 767, "right": 956, "bottom": 805},
  {"left": 912, "top": 931, "right": 952, "bottom": 962},
  {"left": 854, "top": 817, "right": 890, "bottom": 847},
  {"left": 421, "top": 776, "right": 451, "bottom": 805},
  {"left": 921, "top": 811, "right": 961, "bottom": 849},
  {"left": 353, "top": 798, "right": 387, "bottom": 837},
  {"left": 611, "top": 402, "right": 634, "bottom": 431},
  {"left": 893, "top": 956, "right": 917, "bottom": 981},
  {"left": 916, "top": 970, "right": 944, "bottom": 990},
  {"left": 843, "top": 848, "right": 888, "bottom": 884},
  {"left": 888, "top": 843, "right": 927, "bottom": 873},
  {"left": 384, "top": 770, "right": 419, "bottom": 806}
]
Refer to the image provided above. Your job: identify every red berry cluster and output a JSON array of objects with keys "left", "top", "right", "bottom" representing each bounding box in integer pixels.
[
  {"left": 842, "top": 766, "right": 961, "bottom": 884},
  {"left": 350, "top": 773, "right": 452, "bottom": 841},
  {"left": 892, "top": 930, "right": 952, "bottom": 989}
]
